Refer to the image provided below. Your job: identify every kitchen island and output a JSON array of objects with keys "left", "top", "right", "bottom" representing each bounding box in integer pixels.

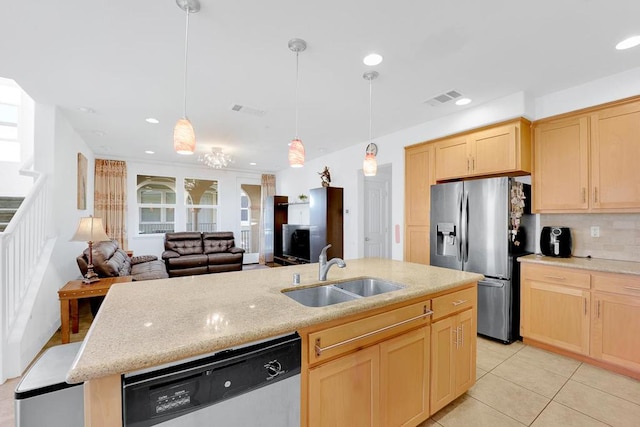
[{"left": 68, "top": 258, "right": 482, "bottom": 426}]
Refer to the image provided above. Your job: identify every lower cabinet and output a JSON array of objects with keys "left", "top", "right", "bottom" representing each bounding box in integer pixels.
[
  {"left": 430, "top": 309, "right": 475, "bottom": 415},
  {"left": 520, "top": 263, "right": 591, "bottom": 355},
  {"left": 521, "top": 263, "right": 640, "bottom": 379},
  {"left": 308, "top": 327, "right": 430, "bottom": 427}
]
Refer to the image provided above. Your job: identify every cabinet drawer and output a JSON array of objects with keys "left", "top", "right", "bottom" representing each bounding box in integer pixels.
[
  {"left": 432, "top": 286, "right": 476, "bottom": 321},
  {"left": 521, "top": 263, "right": 591, "bottom": 289},
  {"left": 308, "top": 300, "right": 431, "bottom": 365},
  {"left": 592, "top": 272, "right": 640, "bottom": 296}
]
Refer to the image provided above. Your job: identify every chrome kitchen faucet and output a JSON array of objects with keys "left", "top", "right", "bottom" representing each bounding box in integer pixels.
[{"left": 318, "top": 244, "right": 346, "bottom": 281}]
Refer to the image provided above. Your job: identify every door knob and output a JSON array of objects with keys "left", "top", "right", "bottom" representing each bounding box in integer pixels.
[{"left": 365, "top": 237, "right": 370, "bottom": 241}]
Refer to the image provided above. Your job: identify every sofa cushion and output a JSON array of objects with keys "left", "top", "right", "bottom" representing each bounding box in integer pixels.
[
  {"left": 207, "top": 252, "right": 243, "bottom": 265},
  {"left": 131, "top": 260, "right": 169, "bottom": 281},
  {"left": 203, "top": 232, "right": 237, "bottom": 254},
  {"left": 131, "top": 255, "right": 158, "bottom": 265},
  {"left": 86, "top": 240, "right": 132, "bottom": 277},
  {"left": 164, "top": 232, "right": 204, "bottom": 255},
  {"left": 165, "top": 254, "right": 209, "bottom": 269}
]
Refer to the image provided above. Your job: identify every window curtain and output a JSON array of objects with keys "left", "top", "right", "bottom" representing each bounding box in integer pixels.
[
  {"left": 94, "top": 159, "right": 128, "bottom": 250},
  {"left": 259, "top": 174, "right": 276, "bottom": 264}
]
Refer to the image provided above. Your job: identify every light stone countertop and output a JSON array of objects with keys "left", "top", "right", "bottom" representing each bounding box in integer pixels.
[
  {"left": 67, "top": 258, "right": 482, "bottom": 384},
  {"left": 518, "top": 254, "right": 640, "bottom": 276}
]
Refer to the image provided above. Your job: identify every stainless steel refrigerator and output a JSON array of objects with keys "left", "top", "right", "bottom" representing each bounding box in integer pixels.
[{"left": 429, "top": 176, "right": 532, "bottom": 343}]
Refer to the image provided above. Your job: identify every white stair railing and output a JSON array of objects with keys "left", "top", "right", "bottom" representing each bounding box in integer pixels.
[{"left": 0, "top": 159, "right": 48, "bottom": 383}]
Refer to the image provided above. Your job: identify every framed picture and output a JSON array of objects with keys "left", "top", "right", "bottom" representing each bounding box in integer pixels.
[{"left": 77, "top": 153, "right": 87, "bottom": 210}]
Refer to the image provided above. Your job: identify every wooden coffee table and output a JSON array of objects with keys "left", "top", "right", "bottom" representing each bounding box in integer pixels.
[{"left": 58, "top": 276, "right": 133, "bottom": 343}]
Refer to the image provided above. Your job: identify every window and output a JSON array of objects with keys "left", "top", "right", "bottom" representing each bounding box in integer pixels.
[
  {"left": 0, "top": 81, "right": 21, "bottom": 162},
  {"left": 185, "top": 178, "right": 218, "bottom": 232},
  {"left": 137, "top": 175, "right": 176, "bottom": 234}
]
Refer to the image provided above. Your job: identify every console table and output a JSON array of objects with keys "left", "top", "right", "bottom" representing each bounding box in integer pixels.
[{"left": 58, "top": 276, "right": 133, "bottom": 343}]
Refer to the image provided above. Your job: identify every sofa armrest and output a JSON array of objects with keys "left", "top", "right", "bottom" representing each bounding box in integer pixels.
[
  {"left": 162, "top": 250, "right": 181, "bottom": 260},
  {"left": 229, "top": 247, "right": 245, "bottom": 254},
  {"left": 131, "top": 255, "right": 158, "bottom": 265}
]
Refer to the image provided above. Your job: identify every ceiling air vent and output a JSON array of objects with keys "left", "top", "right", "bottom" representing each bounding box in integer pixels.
[
  {"left": 424, "top": 89, "right": 463, "bottom": 106},
  {"left": 229, "top": 104, "right": 266, "bottom": 117}
]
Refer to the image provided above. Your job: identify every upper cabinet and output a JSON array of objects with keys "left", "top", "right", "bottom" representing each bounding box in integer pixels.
[
  {"left": 533, "top": 96, "right": 640, "bottom": 213},
  {"left": 435, "top": 118, "right": 532, "bottom": 181}
]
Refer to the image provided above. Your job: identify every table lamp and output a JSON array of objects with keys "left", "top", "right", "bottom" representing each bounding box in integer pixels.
[{"left": 71, "top": 216, "right": 111, "bottom": 284}]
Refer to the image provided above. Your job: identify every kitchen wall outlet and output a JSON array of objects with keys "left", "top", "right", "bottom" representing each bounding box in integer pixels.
[{"left": 591, "top": 226, "right": 600, "bottom": 238}]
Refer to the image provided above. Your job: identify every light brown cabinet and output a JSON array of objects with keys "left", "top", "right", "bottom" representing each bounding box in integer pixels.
[
  {"left": 404, "top": 143, "right": 435, "bottom": 265},
  {"left": 591, "top": 272, "right": 640, "bottom": 373},
  {"left": 434, "top": 118, "right": 532, "bottom": 181},
  {"left": 429, "top": 286, "right": 476, "bottom": 415},
  {"left": 532, "top": 116, "right": 589, "bottom": 211},
  {"left": 521, "top": 262, "right": 640, "bottom": 380},
  {"left": 303, "top": 299, "right": 432, "bottom": 427},
  {"left": 520, "top": 263, "right": 591, "bottom": 355},
  {"left": 532, "top": 96, "right": 640, "bottom": 212}
]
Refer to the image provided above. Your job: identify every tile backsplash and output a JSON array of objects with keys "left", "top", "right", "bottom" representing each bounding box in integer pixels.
[{"left": 540, "top": 213, "right": 640, "bottom": 262}]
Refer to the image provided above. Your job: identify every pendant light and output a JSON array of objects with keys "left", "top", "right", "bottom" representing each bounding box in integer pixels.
[
  {"left": 173, "top": 0, "right": 200, "bottom": 155},
  {"left": 363, "top": 71, "right": 379, "bottom": 177},
  {"left": 288, "top": 38, "right": 307, "bottom": 168}
]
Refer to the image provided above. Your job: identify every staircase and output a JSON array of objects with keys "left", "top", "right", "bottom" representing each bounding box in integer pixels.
[{"left": 0, "top": 197, "right": 24, "bottom": 232}]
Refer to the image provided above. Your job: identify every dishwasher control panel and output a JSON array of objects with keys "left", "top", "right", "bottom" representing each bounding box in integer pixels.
[{"left": 122, "top": 333, "right": 301, "bottom": 427}]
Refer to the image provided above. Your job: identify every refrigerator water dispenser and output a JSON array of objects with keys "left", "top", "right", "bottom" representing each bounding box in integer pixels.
[{"left": 436, "top": 223, "right": 457, "bottom": 256}]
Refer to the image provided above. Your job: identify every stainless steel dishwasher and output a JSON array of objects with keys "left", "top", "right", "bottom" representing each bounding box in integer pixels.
[{"left": 123, "top": 333, "right": 301, "bottom": 426}]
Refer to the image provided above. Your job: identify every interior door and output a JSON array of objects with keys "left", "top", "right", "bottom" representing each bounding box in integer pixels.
[{"left": 364, "top": 166, "right": 391, "bottom": 258}]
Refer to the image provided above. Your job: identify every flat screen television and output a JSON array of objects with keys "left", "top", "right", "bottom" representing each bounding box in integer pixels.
[{"left": 282, "top": 224, "right": 311, "bottom": 263}]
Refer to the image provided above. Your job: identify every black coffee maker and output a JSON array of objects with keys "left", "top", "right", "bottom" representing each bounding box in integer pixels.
[{"left": 540, "top": 227, "right": 572, "bottom": 257}]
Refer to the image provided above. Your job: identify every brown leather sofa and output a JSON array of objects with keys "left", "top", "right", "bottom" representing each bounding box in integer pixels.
[
  {"left": 162, "top": 231, "right": 245, "bottom": 277},
  {"left": 76, "top": 240, "right": 169, "bottom": 281}
]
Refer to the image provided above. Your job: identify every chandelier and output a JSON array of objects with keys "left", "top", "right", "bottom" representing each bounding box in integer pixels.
[{"left": 199, "top": 147, "right": 234, "bottom": 169}]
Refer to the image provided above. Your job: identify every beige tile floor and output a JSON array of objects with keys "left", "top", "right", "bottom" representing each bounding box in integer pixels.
[{"left": 1, "top": 307, "right": 639, "bottom": 426}]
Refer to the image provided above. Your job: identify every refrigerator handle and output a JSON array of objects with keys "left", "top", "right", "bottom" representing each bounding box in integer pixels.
[
  {"left": 456, "top": 190, "right": 463, "bottom": 262},
  {"left": 462, "top": 190, "right": 469, "bottom": 263}
]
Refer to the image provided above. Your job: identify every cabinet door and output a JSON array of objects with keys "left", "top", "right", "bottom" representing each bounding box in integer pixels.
[
  {"left": 470, "top": 124, "right": 517, "bottom": 176},
  {"left": 380, "top": 327, "right": 430, "bottom": 427},
  {"left": 591, "top": 292, "right": 640, "bottom": 372},
  {"left": 405, "top": 225, "right": 430, "bottom": 265},
  {"left": 591, "top": 101, "right": 640, "bottom": 210},
  {"left": 430, "top": 316, "right": 455, "bottom": 414},
  {"left": 454, "top": 309, "right": 476, "bottom": 396},
  {"left": 405, "top": 144, "right": 434, "bottom": 225},
  {"left": 521, "top": 277, "right": 590, "bottom": 355},
  {"left": 308, "top": 345, "right": 380, "bottom": 427},
  {"left": 405, "top": 144, "right": 434, "bottom": 264},
  {"left": 435, "top": 137, "right": 469, "bottom": 181},
  {"left": 532, "top": 116, "right": 589, "bottom": 211}
]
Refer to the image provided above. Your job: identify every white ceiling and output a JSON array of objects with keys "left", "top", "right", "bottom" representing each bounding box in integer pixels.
[{"left": 1, "top": 0, "right": 639, "bottom": 172}]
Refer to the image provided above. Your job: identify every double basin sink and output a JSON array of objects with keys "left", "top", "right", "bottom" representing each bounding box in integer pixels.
[{"left": 283, "top": 277, "right": 404, "bottom": 307}]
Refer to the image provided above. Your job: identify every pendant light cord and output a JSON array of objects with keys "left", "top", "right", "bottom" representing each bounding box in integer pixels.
[
  {"left": 368, "top": 76, "right": 372, "bottom": 145},
  {"left": 295, "top": 50, "right": 300, "bottom": 139},
  {"left": 182, "top": 9, "right": 190, "bottom": 119}
]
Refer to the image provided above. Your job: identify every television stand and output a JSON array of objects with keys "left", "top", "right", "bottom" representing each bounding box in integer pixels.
[{"left": 274, "top": 256, "right": 309, "bottom": 266}]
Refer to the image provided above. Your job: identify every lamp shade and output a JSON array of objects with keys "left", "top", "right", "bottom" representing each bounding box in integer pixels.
[
  {"left": 363, "top": 152, "right": 377, "bottom": 177},
  {"left": 173, "top": 118, "right": 196, "bottom": 155},
  {"left": 288, "top": 138, "right": 305, "bottom": 168},
  {"left": 71, "top": 217, "right": 110, "bottom": 243}
]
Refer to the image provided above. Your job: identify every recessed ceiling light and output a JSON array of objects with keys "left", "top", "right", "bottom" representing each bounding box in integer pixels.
[
  {"left": 92, "top": 130, "right": 106, "bottom": 137},
  {"left": 455, "top": 98, "right": 472, "bottom": 106},
  {"left": 145, "top": 150, "right": 155, "bottom": 154},
  {"left": 249, "top": 162, "right": 257, "bottom": 166},
  {"left": 78, "top": 106, "right": 95, "bottom": 114},
  {"left": 616, "top": 35, "right": 640, "bottom": 50},
  {"left": 363, "top": 53, "right": 383, "bottom": 66},
  {"left": 145, "top": 118, "right": 159, "bottom": 124}
]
